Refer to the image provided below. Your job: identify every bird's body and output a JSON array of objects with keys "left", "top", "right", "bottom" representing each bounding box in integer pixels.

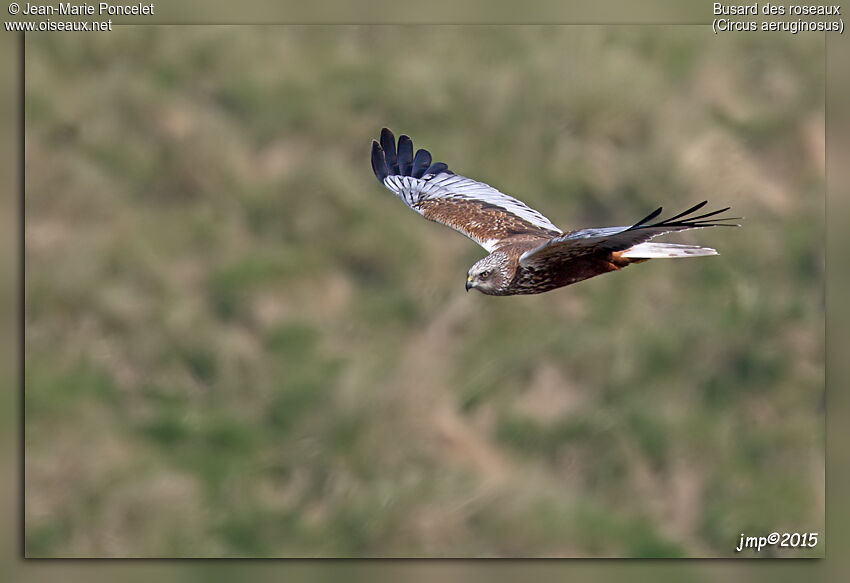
[
  {"left": 501, "top": 246, "right": 633, "bottom": 295},
  {"left": 370, "top": 129, "right": 738, "bottom": 296}
]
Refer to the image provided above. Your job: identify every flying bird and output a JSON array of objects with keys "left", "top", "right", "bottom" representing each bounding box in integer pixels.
[{"left": 370, "top": 128, "right": 738, "bottom": 296}]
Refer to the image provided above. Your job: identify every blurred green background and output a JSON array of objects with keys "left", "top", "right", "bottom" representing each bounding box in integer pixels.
[{"left": 24, "top": 25, "right": 823, "bottom": 558}]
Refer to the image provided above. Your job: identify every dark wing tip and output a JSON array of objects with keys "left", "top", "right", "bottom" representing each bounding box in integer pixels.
[
  {"left": 371, "top": 129, "right": 450, "bottom": 181},
  {"left": 370, "top": 139, "right": 389, "bottom": 182},
  {"left": 380, "top": 128, "right": 399, "bottom": 175},
  {"left": 411, "top": 148, "right": 433, "bottom": 178},
  {"left": 397, "top": 135, "right": 414, "bottom": 175},
  {"left": 630, "top": 201, "right": 740, "bottom": 231},
  {"left": 424, "top": 162, "right": 450, "bottom": 176},
  {"left": 662, "top": 200, "right": 708, "bottom": 223},
  {"left": 631, "top": 206, "right": 663, "bottom": 229}
]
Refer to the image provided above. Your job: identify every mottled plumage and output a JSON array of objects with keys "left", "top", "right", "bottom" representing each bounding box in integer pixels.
[{"left": 370, "top": 128, "right": 739, "bottom": 296}]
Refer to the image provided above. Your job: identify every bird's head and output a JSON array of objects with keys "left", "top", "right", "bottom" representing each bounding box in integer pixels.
[{"left": 466, "top": 252, "right": 511, "bottom": 295}]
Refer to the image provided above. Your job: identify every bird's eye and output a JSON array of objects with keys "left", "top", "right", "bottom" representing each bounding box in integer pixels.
[{"left": 480, "top": 270, "right": 491, "bottom": 279}]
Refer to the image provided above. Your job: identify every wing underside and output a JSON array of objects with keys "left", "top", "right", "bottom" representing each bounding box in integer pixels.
[{"left": 371, "top": 128, "right": 561, "bottom": 252}]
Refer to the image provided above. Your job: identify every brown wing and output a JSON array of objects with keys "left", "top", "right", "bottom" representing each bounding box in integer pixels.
[
  {"left": 519, "top": 201, "right": 739, "bottom": 267},
  {"left": 371, "top": 128, "right": 562, "bottom": 252}
]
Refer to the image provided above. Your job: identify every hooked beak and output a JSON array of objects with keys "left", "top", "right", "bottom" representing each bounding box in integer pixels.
[{"left": 465, "top": 277, "right": 473, "bottom": 292}]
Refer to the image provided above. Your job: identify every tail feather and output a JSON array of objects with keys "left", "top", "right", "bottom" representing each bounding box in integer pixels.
[{"left": 621, "top": 242, "right": 718, "bottom": 259}]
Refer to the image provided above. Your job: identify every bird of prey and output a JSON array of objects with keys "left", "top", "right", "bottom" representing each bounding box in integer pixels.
[{"left": 370, "top": 128, "right": 738, "bottom": 296}]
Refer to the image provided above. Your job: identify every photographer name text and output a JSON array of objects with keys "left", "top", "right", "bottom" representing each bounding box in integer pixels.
[{"left": 17, "top": 2, "right": 153, "bottom": 15}]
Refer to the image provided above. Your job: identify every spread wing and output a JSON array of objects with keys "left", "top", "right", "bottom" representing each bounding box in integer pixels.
[
  {"left": 519, "top": 201, "right": 740, "bottom": 267},
  {"left": 371, "top": 128, "right": 561, "bottom": 252}
]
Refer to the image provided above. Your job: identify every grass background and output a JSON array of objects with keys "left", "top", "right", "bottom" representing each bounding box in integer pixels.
[{"left": 24, "top": 25, "right": 824, "bottom": 557}]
